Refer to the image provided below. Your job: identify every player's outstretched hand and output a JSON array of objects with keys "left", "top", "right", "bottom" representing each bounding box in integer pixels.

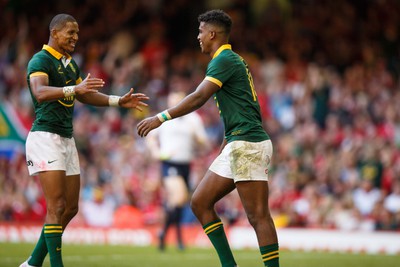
[
  {"left": 74, "top": 73, "right": 105, "bottom": 95},
  {"left": 137, "top": 116, "right": 162, "bottom": 137},
  {"left": 119, "top": 88, "right": 149, "bottom": 111}
]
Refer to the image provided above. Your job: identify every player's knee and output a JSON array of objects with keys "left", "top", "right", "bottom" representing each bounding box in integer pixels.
[
  {"left": 246, "top": 212, "right": 257, "bottom": 228},
  {"left": 246, "top": 209, "right": 271, "bottom": 228},
  {"left": 47, "top": 198, "right": 67, "bottom": 219},
  {"left": 190, "top": 193, "right": 205, "bottom": 216},
  {"left": 66, "top": 204, "right": 79, "bottom": 218},
  {"left": 190, "top": 197, "right": 200, "bottom": 215},
  {"left": 191, "top": 191, "right": 216, "bottom": 218}
]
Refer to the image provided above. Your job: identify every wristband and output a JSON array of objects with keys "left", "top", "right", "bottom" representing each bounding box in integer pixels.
[
  {"left": 108, "top": 95, "right": 121, "bottom": 107},
  {"left": 62, "top": 86, "right": 75, "bottom": 97},
  {"left": 157, "top": 110, "right": 172, "bottom": 123}
]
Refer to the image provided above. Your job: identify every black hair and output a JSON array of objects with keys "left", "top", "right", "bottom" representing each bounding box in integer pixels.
[
  {"left": 198, "top": 10, "right": 232, "bottom": 35},
  {"left": 49, "top": 14, "right": 76, "bottom": 31}
]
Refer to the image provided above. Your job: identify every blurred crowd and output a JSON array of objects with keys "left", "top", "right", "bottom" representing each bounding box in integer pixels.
[{"left": 1, "top": 0, "right": 400, "bottom": 232}]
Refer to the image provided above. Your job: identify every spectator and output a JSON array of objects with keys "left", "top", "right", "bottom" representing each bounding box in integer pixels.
[{"left": 81, "top": 185, "right": 116, "bottom": 227}]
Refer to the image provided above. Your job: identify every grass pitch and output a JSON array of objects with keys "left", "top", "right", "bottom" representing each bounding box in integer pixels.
[{"left": 1, "top": 242, "right": 399, "bottom": 267}]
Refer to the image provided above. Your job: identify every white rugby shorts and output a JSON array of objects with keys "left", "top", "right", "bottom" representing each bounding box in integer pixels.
[
  {"left": 25, "top": 131, "right": 80, "bottom": 176},
  {"left": 209, "top": 139, "right": 272, "bottom": 182}
]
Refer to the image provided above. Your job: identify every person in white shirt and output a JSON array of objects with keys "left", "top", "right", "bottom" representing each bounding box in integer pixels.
[
  {"left": 384, "top": 181, "right": 400, "bottom": 213},
  {"left": 352, "top": 179, "right": 381, "bottom": 216},
  {"left": 147, "top": 91, "right": 210, "bottom": 250},
  {"left": 81, "top": 186, "right": 116, "bottom": 227}
]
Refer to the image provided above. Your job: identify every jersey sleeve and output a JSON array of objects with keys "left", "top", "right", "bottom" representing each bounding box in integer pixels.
[
  {"left": 205, "top": 56, "right": 235, "bottom": 88},
  {"left": 27, "top": 54, "right": 51, "bottom": 78}
]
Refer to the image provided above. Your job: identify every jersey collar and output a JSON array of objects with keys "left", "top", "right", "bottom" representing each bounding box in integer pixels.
[
  {"left": 42, "top": 45, "right": 72, "bottom": 61},
  {"left": 212, "top": 44, "right": 232, "bottom": 59}
]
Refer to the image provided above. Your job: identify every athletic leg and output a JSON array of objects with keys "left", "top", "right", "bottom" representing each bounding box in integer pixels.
[
  {"left": 191, "top": 170, "right": 237, "bottom": 267},
  {"left": 159, "top": 205, "right": 174, "bottom": 251},
  {"left": 61, "top": 174, "right": 80, "bottom": 228},
  {"left": 25, "top": 171, "right": 66, "bottom": 267},
  {"left": 235, "top": 180, "right": 279, "bottom": 267},
  {"left": 175, "top": 206, "right": 184, "bottom": 250},
  {"left": 191, "top": 170, "right": 235, "bottom": 224},
  {"left": 24, "top": 228, "right": 47, "bottom": 267},
  {"left": 40, "top": 170, "right": 66, "bottom": 267}
]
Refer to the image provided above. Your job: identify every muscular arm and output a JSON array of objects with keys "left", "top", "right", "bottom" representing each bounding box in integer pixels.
[
  {"left": 168, "top": 80, "right": 219, "bottom": 118},
  {"left": 76, "top": 92, "right": 109, "bottom": 106},
  {"left": 31, "top": 73, "right": 149, "bottom": 110},
  {"left": 137, "top": 80, "right": 220, "bottom": 137},
  {"left": 76, "top": 88, "right": 150, "bottom": 110},
  {"left": 30, "top": 73, "right": 104, "bottom": 104},
  {"left": 29, "top": 75, "right": 68, "bottom": 103}
]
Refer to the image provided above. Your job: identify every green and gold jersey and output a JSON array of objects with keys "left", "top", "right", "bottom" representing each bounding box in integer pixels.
[
  {"left": 27, "top": 45, "right": 82, "bottom": 138},
  {"left": 205, "top": 44, "right": 269, "bottom": 143}
]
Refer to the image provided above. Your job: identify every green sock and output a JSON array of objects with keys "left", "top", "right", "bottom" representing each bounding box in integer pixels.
[
  {"left": 44, "top": 224, "right": 64, "bottom": 267},
  {"left": 203, "top": 219, "right": 236, "bottom": 267},
  {"left": 28, "top": 227, "right": 48, "bottom": 266},
  {"left": 260, "top": 243, "right": 279, "bottom": 267}
]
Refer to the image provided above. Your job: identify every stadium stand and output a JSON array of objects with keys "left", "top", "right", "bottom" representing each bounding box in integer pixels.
[{"left": 1, "top": 0, "right": 400, "bottom": 235}]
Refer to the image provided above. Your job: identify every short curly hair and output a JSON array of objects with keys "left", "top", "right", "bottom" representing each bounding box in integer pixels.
[
  {"left": 49, "top": 14, "right": 76, "bottom": 31},
  {"left": 198, "top": 10, "right": 232, "bottom": 35}
]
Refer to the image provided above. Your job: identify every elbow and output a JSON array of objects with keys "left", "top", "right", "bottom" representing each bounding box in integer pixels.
[
  {"left": 191, "top": 94, "right": 208, "bottom": 110},
  {"left": 33, "top": 88, "right": 51, "bottom": 104},
  {"left": 192, "top": 100, "right": 204, "bottom": 110},
  {"left": 34, "top": 93, "right": 46, "bottom": 104}
]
